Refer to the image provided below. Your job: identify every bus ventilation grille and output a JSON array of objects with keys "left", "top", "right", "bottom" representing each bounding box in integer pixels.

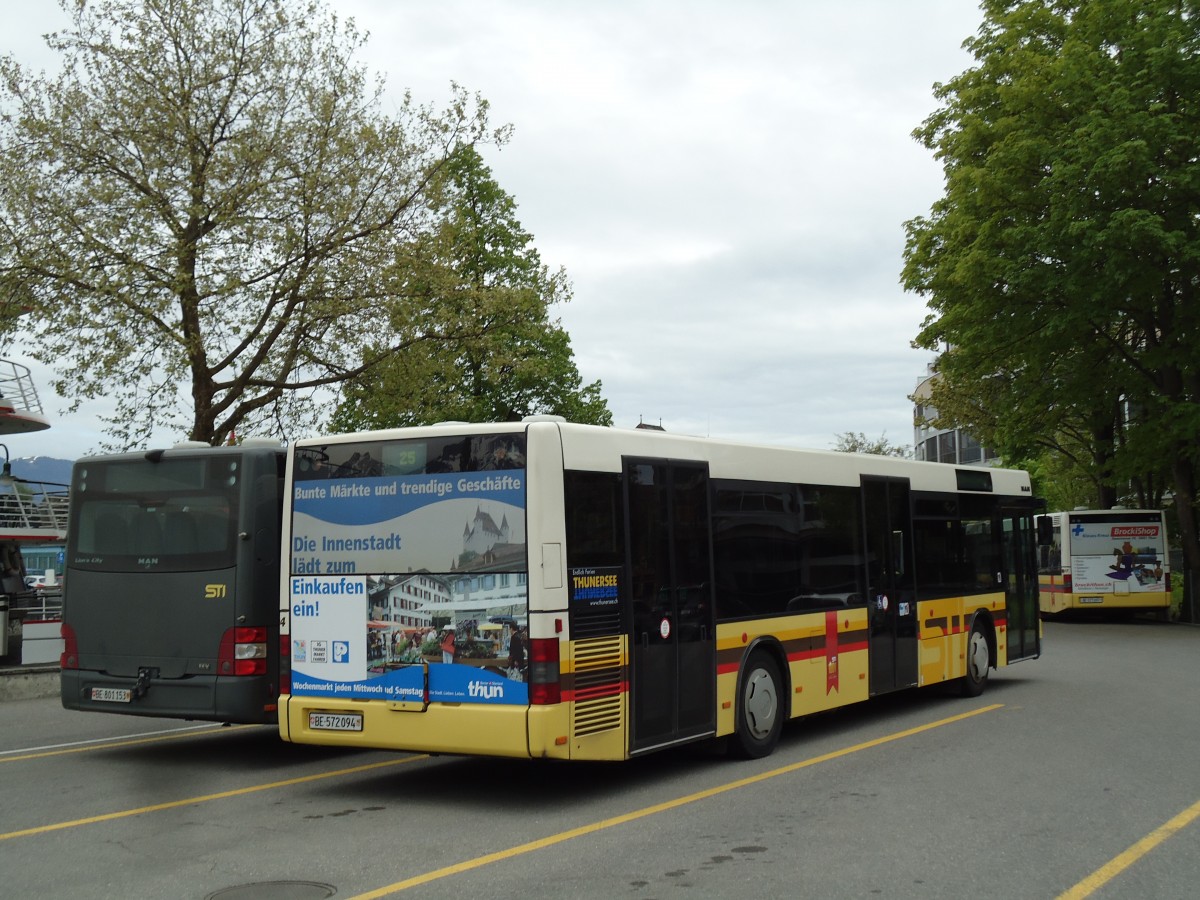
[
  {"left": 570, "top": 608, "right": 621, "bottom": 638},
  {"left": 571, "top": 635, "right": 624, "bottom": 737}
]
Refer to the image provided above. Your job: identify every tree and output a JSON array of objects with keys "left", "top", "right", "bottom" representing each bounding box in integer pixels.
[
  {"left": 902, "top": 0, "right": 1200, "bottom": 618},
  {"left": 833, "top": 432, "right": 911, "bottom": 458},
  {"left": 1022, "top": 447, "right": 1101, "bottom": 514},
  {"left": 331, "top": 147, "right": 611, "bottom": 430},
  {"left": 914, "top": 343, "right": 1146, "bottom": 509},
  {"left": 0, "top": 0, "right": 505, "bottom": 448}
]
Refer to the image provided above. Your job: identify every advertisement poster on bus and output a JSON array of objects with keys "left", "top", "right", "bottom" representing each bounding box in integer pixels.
[
  {"left": 288, "top": 436, "right": 529, "bottom": 705},
  {"left": 1068, "top": 519, "right": 1166, "bottom": 594}
]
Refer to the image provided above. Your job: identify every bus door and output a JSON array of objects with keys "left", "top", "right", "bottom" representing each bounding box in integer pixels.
[
  {"left": 862, "top": 476, "right": 918, "bottom": 694},
  {"left": 624, "top": 458, "right": 716, "bottom": 754},
  {"left": 1002, "top": 508, "right": 1041, "bottom": 662}
]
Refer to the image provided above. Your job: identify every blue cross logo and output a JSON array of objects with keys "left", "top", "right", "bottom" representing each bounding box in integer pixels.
[{"left": 1072, "top": 523, "right": 1085, "bottom": 537}]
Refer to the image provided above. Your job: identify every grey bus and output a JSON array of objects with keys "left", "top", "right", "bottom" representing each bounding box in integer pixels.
[{"left": 60, "top": 442, "right": 285, "bottom": 724}]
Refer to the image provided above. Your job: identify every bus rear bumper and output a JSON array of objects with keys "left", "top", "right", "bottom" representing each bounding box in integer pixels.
[
  {"left": 61, "top": 670, "right": 277, "bottom": 724},
  {"left": 280, "top": 694, "right": 573, "bottom": 759},
  {"left": 1040, "top": 592, "right": 1171, "bottom": 615}
]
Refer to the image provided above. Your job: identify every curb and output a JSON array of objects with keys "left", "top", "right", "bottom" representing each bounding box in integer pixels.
[{"left": 0, "top": 666, "right": 60, "bottom": 702}]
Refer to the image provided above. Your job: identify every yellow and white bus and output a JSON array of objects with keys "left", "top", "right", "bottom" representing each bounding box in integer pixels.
[
  {"left": 1037, "top": 508, "right": 1171, "bottom": 618},
  {"left": 278, "top": 418, "right": 1042, "bottom": 760}
]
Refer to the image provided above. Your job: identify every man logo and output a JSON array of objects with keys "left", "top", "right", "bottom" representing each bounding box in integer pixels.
[{"left": 333, "top": 641, "right": 350, "bottom": 663}]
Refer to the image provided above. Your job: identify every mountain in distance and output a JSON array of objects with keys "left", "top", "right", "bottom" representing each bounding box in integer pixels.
[{"left": 10, "top": 456, "right": 74, "bottom": 486}]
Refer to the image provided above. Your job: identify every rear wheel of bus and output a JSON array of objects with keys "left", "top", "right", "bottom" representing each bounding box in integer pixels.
[
  {"left": 959, "top": 620, "right": 991, "bottom": 697},
  {"left": 731, "top": 651, "right": 784, "bottom": 758}
]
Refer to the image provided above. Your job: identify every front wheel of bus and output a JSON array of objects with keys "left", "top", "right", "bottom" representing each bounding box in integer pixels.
[
  {"left": 732, "top": 652, "right": 783, "bottom": 759},
  {"left": 960, "top": 622, "right": 990, "bottom": 697}
]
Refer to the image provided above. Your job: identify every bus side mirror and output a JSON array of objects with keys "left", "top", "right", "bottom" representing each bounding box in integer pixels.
[{"left": 1036, "top": 517, "right": 1052, "bottom": 546}]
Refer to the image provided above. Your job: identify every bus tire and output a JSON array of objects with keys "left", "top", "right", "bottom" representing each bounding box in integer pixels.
[
  {"left": 959, "top": 621, "right": 990, "bottom": 697},
  {"left": 731, "top": 651, "right": 784, "bottom": 759}
]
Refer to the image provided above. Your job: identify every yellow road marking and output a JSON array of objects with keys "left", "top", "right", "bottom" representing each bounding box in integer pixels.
[
  {"left": 1058, "top": 797, "right": 1200, "bottom": 899},
  {"left": 0, "top": 755, "right": 426, "bottom": 841},
  {"left": 346, "top": 704, "right": 1005, "bottom": 898}
]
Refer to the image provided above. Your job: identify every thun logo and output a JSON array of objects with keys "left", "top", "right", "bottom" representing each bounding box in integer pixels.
[{"left": 468, "top": 680, "right": 504, "bottom": 700}]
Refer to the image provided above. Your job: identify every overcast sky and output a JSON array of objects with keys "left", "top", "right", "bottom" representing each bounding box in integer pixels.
[{"left": 0, "top": 0, "right": 983, "bottom": 461}]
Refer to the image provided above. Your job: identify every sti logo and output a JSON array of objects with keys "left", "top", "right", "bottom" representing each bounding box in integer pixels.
[{"left": 333, "top": 641, "right": 350, "bottom": 664}]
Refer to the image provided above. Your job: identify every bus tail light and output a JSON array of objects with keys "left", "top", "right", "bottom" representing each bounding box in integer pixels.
[
  {"left": 218, "top": 626, "right": 268, "bottom": 676},
  {"left": 60, "top": 621, "right": 79, "bottom": 670},
  {"left": 1165, "top": 571, "right": 1172, "bottom": 592},
  {"left": 529, "top": 637, "right": 561, "bottom": 705}
]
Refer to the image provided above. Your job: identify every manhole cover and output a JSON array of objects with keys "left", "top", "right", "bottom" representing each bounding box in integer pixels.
[{"left": 206, "top": 882, "right": 336, "bottom": 900}]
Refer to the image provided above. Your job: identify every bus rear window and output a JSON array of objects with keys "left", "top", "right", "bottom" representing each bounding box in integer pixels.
[
  {"left": 294, "top": 434, "right": 526, "bottom": 480},
  {"left": 289, "top": 434, "right": 527, "bottom": 576},
  {"left": 70, "top": 457, "right": 240, "bottom": 572}
]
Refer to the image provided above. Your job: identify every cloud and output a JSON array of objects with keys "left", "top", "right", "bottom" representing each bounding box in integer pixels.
[{"left": 2, "top": 0, "right": 981, "bottom": 457}]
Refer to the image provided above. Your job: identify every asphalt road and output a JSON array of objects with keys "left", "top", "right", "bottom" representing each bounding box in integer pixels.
[{"left": 2, "top": 619, "right": 1198, "bottom": 900}]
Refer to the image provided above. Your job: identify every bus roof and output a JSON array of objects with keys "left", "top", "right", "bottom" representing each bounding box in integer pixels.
[{"left": 292, "top": 420, "right": 1035, "bottom": 498}]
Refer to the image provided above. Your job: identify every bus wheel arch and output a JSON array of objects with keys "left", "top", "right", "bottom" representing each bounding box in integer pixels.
[
  {"left": 960, "top": 611, "right": 995, "bottom": 698},
  {"left": 730, "top": 642, "right": 788, "bottom": 758}
]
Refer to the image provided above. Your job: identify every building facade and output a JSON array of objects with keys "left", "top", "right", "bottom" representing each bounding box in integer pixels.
[{"left": 912, "top": 364, "right": 1000, "bottom": 467}]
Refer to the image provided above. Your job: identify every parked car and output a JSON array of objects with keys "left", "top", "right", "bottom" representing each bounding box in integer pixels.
[{"left": 24, "top": 575, "right": 54, "bottom": 591}]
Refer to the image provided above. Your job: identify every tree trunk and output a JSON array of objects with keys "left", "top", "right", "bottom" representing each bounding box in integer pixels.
[{"left": 1171, "top": 452, "right": 1200, "bottom": 623}]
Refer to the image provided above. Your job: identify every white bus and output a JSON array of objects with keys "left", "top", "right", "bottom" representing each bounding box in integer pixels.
[
  {"left": 1037, "top": 508, "right": 1171, "bottom": 618},
  {"left": 278, "top": 419, "right": 1042, "bottom": 760}
]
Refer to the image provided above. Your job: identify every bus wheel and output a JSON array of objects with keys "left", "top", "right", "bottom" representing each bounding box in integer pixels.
[
  {"left": 959, "top": 622, "right": 990, "bottom": 697},
  {"left": 732, "top": 652, "right": 783, "bottom": 758}
]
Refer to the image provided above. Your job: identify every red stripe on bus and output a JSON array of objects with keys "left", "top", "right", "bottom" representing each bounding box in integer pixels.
[
  {"left": 572, "top": 683, "right": 627, "bottom": 701},
  {"left": 788, "top": 640, "right": 867, "bottom": 662},
  {"left": 561, "top": 682, "right": 629, "bottom": 703},
  {"left": 716, "top": 638, "right": 868, "bottom": 676}
]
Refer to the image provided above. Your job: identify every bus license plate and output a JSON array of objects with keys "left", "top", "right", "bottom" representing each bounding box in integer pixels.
[
  {"left": 308, "top": 712, "right": 363, "bottom": 732},
  {"left": 91, "top": 687, "right": 132, "bottom": 703},
  {"left": 1079, "top": 596, "right": 1104, "bottom": 604}
]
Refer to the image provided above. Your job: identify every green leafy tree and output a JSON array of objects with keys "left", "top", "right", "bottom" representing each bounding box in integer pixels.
[
  {"left": 833, "top": 432, "right": 911, "bottom": 458},
  {"left": 1022, "top": 447, "right": 1101, "bottom": 514},
  {"left": 914, "top": 344, "right": 1140, "bottom": 509},
  {"left": 902, "top": 0, "right": 1200, "bottom": 618},
  {"left": 0, "top": 0, "right": 505, "bottom": 448},
  {"left": 331, "top": 147, "right": 611, "bottom": 430}
]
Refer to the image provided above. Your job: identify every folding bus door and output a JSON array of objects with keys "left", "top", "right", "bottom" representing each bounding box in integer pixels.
[
  {"left": 624, "top": 458, "right": 716, "bottom": 754},
  {"left": 862, "top": 476, "right": 918, "bottom": 694},
  {"left": 1002, "top": 508, "right": 1042, "bottom": 662}
]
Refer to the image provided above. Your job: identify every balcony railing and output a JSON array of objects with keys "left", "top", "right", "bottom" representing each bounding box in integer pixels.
[
  {"left": 0, "top": 360, "right": 44, "bottom": 416},
  {"left": 0, "top": 359, "right": 50, "bottom": 435},
  {"left": 0, "top": 481, "right": 69, "bottom": 538}
]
